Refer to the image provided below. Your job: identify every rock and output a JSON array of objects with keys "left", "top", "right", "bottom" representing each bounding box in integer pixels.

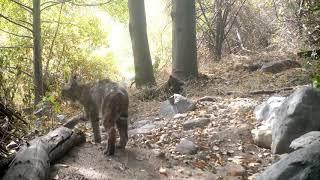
[
  {"left": 159, "top": 94, "right": 195, "bottom": 118},
  {"left": 131, "top": 120, "right": 151, "bottom": 129},
  {"left": 183, "top": 118, "right": 211, "bottom": 130},
  {"left": 207, "top": 105, "right": 218, "bottom": 113},
  {"left": 128, "top": 123, "right": 156, "bottom": 135},
  {"left": 226, "top": 163, "right": 246, "bottom": 177},
  {"left": 216, "top": 163, "right": 246, "bottom": 178},
  {"left": 175, "top": 138, "right": 198, "bottom": 155},
  {"left": 228, "top": 98, "right": 258, "bottom": 110},
  {"left": 197, "top": 96, "right": 217, "bottom": 102},
  {"left": 56, "top": 114, "right": 65, "bottom": 122},
  {"left": 290, "top": 131, "right": 320, "bottom": 151},
  {"left": 173, "top": 113, "right": 188, "bottom": 119},
  {"left": 33, "top": 104, "right": 51, "bottom": 117},
  {"left": 152, "top": 149, "right": 165, "bottom": 158},
  {"left": 6, "top": 141, "right": 18, "bottom": 150},
  {"left": 257, "top": 144, "right": 320, "bottom": 180},
  {"left": 251, "top": 124, "right": 272, "bottom": 149},
  {"left": 159, "top": 100, "right": 178, "bottom": 118},
  {"left": 252, "top": 96, "right": 286, "bottom": 149},
  {"left": 254, "top": 96, "right": 286, "bottom": 122},
  {"left": 159, "top": 167, "right": 167, "bottom": 175},
  {"left": 158, "top": 134, "right": 169, "bottom": 144},
  {"left": 259, "top": 60, "right": 301, "bottom": 74},
  {"left": 272, "top": 87, "right": 320, "bottom": 154}
]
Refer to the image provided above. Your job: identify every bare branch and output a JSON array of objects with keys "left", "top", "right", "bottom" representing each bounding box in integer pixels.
[
  {"left": 9, "top": 0, "right": 33, "bottom": 13},
  {"left": 69, "top": 0, "right": 111, "bottom": 6},
  {"left": 0, "top": 29, "right": 33, "bottom": 39},
  {"left": 42, "top": 20, "right": 76, "bottom": 26},
  {"left": 17, "top": 19, "right": 33, "bottom": 27},
  {"left": 5, "top": 66, "right": 33, "bottom": 78},
  {"left": 45, "top": 3, "right": 64, "bottom": 76},
  {"left": 41, "top": 2, "right": 60, "bottom": 11},
  {"left": 197, "top": 0, "right": 215, "bottom": 45},
  {"left": 41, "top": 1, "right": 57, "bottom": 7},
  {"left": 224, "top": 0, "right": 247, "bottom": 38},
  {"left": 41, "top": 0, "right": 73, "bottom": 11},
  {"left": 0, "top": 46, "right": 33, "bottom": 49},
  {"left": 41, "top": 0, "right": 111, "bottom": 10},
  {"left": 0, "top": 13, "right": 33, "bottom": 32}
]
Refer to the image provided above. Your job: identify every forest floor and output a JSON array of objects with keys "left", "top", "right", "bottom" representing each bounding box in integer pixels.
[{"left": 50, "top": 52, "right": 311, "bottom": 180}]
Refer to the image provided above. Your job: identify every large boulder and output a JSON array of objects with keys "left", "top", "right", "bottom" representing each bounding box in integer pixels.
[
  {"left": 271, "top": 87, "right": 320, "bottom": 154},
  {"left": 290, "top": 131, "right": 320, "bottom": 151},
  {"left": 251, "top": 96, "right": 285, "bottom": 149},
  {"left": 257, "top": 143, "right": 320, "bottom": 180},
  {"left": 159, "top": 94, "right": 195, "bottom": 118},
  {"left": 254, "top": 96, "right": 286, "bottom": 122},
  {"left": 259, "top": 60, "right": 301, "bottom": 74}
]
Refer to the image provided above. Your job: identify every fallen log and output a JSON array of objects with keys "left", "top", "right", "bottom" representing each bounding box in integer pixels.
[
  {"left": 63, "top": 113, "right": 86, "bottom": 129},
  {"left": 3, "top": 127, "right": 86, "bottom": 180}
]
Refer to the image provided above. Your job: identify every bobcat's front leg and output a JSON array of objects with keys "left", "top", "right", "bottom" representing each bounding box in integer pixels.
[{"left": 87, "top": 108, "right": 101, "bottom": 143}]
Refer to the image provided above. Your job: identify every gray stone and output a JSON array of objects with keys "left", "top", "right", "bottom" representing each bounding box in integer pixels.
[
  {"left": 254, "top": 96, "right": 286, "bottom": 122},
  {"left": 197, "top": 96, "right": 217, "bottom": 102},
  {"left": 131, "top": 120, "right": 151, "bottom": 129},
  {"left": 252, "top": 96, "right": 285, "bottom": 149},
  {"left": 128, "top": 123, "right": 156, "bottom": 135},
  {"left": 6, "top": 141, "right": 18, "bottom": 150},
  {"left": 251, "top": 123, "right": 272, "bottom": 149},
  {"left": 257, "top": 143, "right": 320, "bottom": 180},
  {"left": 183, "top": 118, "right": 211, "bottom": 130},
  {"left": 290, "top": 131, "right": 320, "bottom": 151},
  {"left": 175, "top": 138, "right": 198, "bottom": 154},
  {"left": 159, "top": 100, "right": 178, "bottom": 118},
  {"left": 272, "top": 87, "right": 320, "bottom": 154},
  {"left": 56, "top": 114, "right": 66, "bottom": 122},
  {"left": 159, "top": 94, "right": 195, "bottom": 118},
  {"left": 259, "top": 60, "right": 301, "bottom": 74}
]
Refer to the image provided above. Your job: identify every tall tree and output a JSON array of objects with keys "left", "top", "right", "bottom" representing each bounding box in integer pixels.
[
  {"left": 128, "top": 0, "right": 156, "bottom": 87},
  {"left": 33, "top": 0, "right": 44, "bottom": 104},
  {"left": 171, "top": 0, "right": 198, "bottom": 81},
  {"left": 0, "top": 0, "right": 44, "bottom": 104}
]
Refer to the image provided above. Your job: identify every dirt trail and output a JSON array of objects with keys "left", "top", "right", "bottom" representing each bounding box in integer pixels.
[{"left": 50, "top": 143, "right": 217, "bottom": 180}]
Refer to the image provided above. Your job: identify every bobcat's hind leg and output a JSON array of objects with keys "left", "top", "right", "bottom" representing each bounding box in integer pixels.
[
  {"left": 105, "top": 127, "right": 116, "bottom": 155},
  {"left": 116, "top": 115, "right": 128, "bottom": 149}
]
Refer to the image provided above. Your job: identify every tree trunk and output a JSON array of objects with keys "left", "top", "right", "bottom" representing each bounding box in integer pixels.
[
  {"left": 33, "top": 0, "right": 44, "bottom": 104},
  {"left": 3, "top": 127, "right": 85, "bottom": 180},
  {"left": 171, "top": 0, "right": 198, "bottom": 81},
  {"left": 214, "top": 0, "right": 223, "bottom": 61},
  {"left": 128, "top": 0, "right": 156, "bottom": 88}
]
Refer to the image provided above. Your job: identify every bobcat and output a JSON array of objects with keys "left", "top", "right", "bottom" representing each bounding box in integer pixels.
[{"left": 61, "top": 75, "right": 129, "bottom": 155}]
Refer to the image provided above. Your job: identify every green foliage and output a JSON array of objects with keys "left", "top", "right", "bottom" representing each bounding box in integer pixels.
[
  {"left": 312, "top": 75, "right": 320, "bottom": 88},
  {"left": 103, "top": 0, "right": 128, "bottom": 23},
  {"left": 0, "top": 1, "right": 119, "bottom": 107}
]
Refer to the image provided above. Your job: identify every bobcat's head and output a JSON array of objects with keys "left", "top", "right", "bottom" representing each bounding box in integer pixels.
[{"left": 61, "top": 74, "right": 81, "bottom": 101}]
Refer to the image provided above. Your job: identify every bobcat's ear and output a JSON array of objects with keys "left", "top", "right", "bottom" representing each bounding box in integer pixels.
[{"left": 69, "top": 74, "right": 79, "bottom": 85}]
